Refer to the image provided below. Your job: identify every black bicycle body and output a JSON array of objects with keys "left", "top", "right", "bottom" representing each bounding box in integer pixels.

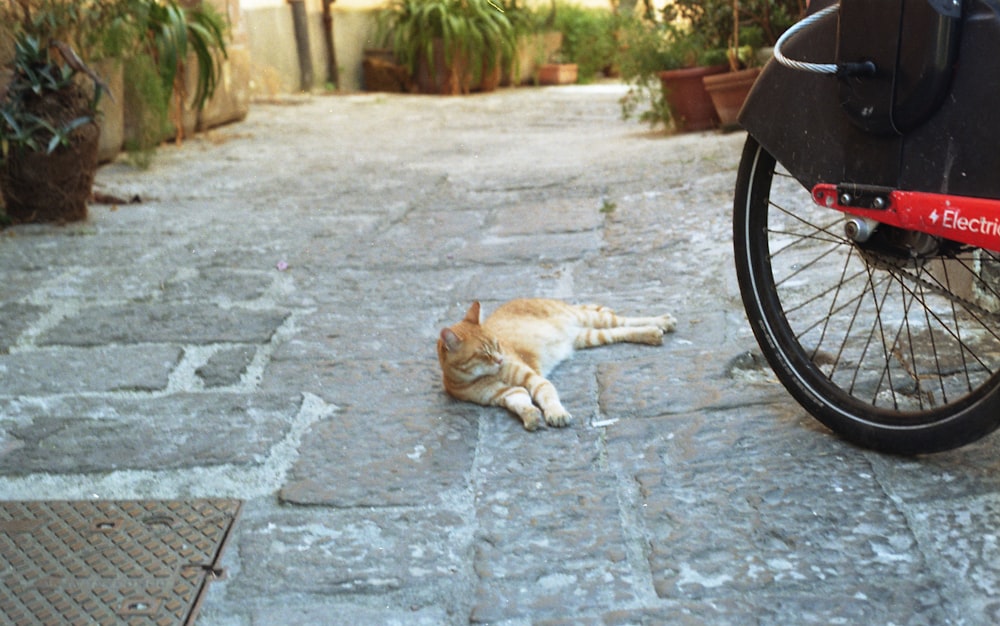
[{"left": 733, "top": 0, "right": 1000, "bottom": 453}]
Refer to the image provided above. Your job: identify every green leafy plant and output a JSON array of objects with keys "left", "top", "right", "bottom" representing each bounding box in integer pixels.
[
  {"left": 616, "top": 0, "right": 803, "bottom": 128},
  {"left": 379, "top": 0, "right": 517, "bottom": 93},
  {"left": 145, "top": 0, "right": 228, "bottom": 115},
  {"left": 0, "top": 0, "right": 145, "bottom": 222},
  {"left": 1, "top": 0, "right": 230, "bottom": 163},
  {"left": 663, "top": 0, "right": 806, "bottom": 54},
  {"left": 616, "top": 15, "right": 715, "bottom": 127},
  {"left": 139, "top": 0, "right": 228, "bottom": 143},
  {"left": 501, "top": 0, "right": 548, "bottom": 38},
  {"left": 1, "top": 33, "right": 106, "bottom": 156},
  {"left": 0, "top": 0, "right": 147, "bottom": 62},
  {"left": 551, "top": 3, "right": 620, "bottom": 83},
  {"left": 122, "top": 52, "right": 171, "bottom": 167},
  {"left": 0, "top": 1, "right": 117, "bottom": 223}
]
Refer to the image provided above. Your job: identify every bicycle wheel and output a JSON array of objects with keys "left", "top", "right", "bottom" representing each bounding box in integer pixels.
[{"left": 734, "top": 136, "right": 1000, "bottom": 454}]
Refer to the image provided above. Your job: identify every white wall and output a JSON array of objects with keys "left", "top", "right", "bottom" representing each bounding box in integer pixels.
[
  {"left": 241, "top": 0, "right": 620, "bottom": 94},
  {"left": 243, "top": 0, "right": 385, "bottom": 93}
]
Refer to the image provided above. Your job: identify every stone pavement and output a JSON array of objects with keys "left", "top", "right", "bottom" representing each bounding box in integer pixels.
[{"left": 3, "top": 85, "right": 1000, "bottom": 625}]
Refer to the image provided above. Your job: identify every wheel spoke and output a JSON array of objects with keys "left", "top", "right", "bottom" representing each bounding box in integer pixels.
[
  {"left": 740, "top": 143, "right": 1000, "bottom": 420},
  {"left": 734, "top": 138, "right": 1000, "bottom": 452}
]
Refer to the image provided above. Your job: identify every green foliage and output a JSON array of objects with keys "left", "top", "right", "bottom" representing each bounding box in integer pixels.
[
  {"left": 1, "top": 0, "right": 230, "bottom": 164},
  {"left": 0, "top": 0, "right": 148, "bottom": 62},
  {"left": 615, "top": 16, "right": 706, "bottom": 128},
  {"left": 551, "top": 3, "right": 620, "bottom": 83},
  {"left": 122, "top": 53, "right": 170, "bottom": 168},
  {"left": 146, "top": 0, "right": 229, "bottom": 113},
  {"left": 0, "top": 33, "right": 102, "bottom": 157},
  {"left": 379, "top": 0, "right": 517, "bottom": 89},
  {"left": 663, "top": 0, "right": 806, "bottom": 49},
  {"left": 500, "top": 0, "right": 549, "bottom": 39},
  {"left": 615, "top": 0, "right": 804, "bottom": 128}
]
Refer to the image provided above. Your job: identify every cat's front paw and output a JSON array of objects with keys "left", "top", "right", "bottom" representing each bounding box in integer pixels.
[
  {"left": 657, "top": 314, "right": 678, "bottom": 333},
  {"left": 544, "top": 409, "right": 573, "bottom": 428}
]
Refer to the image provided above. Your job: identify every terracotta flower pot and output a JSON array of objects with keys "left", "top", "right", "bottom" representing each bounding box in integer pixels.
[
  {"left": 659, "top": 64, "right": 728, "bottom": 132},
  {"left": 475, "top": 53, "right": 503, "bottom": 92},
  {"left": 703, "top": 67, "right": 762, "bottom": 130},
  {"left": 537, "top": 63, "right": 578, "bottom": 85},
  {"left": 362, "top": 48, "right": 412, "bottom": 93},
  {"left": 415, "top": 39, "right": 469, "bottom": 95}
]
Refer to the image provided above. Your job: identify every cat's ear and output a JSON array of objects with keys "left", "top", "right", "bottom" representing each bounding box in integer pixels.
[
  {"left": 440, "top": 328, "right": 462, "bottom": 352},
  {"left": 463, "top": 301, "right": 482, "bottom": 325}
]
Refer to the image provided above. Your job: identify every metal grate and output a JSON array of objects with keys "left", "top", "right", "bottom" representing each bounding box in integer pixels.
[{"left": 0, "top": 499, "right": 242, "bottom": 626}]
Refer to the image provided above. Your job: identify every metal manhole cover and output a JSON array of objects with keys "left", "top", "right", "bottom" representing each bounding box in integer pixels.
[{"left": 0, "top": 499, "right": 242, "bottom": 626}]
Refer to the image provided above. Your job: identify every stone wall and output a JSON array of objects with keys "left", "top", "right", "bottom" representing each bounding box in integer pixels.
[{"left": 242, "top": 1, "right": 380, "bottom": 94}]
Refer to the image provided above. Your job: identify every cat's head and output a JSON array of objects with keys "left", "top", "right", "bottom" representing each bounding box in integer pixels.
[{"left": 438, "top": 301, "right": 504, "bottom": 379}]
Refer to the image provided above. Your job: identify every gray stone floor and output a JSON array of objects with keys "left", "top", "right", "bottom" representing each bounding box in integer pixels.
[{"left": 3, "top": 85, "right": 1000, "bottom": 625}]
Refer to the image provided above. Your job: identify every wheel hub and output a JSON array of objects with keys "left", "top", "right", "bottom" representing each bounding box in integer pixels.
[{"left": 855, "top": 222, "right": 943, "bottom": 269}]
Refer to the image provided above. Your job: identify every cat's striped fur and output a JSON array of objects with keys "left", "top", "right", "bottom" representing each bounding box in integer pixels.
[{"left": 437, "top": 298, "right": 676, "bottom": 430}]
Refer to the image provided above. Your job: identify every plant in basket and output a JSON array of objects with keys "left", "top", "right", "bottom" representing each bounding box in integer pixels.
[
  {"left": 0, "top": 0, "right": 121, "bottom": 224},
  {"left": 0, "top": 33, "right": 108, "bottom": 223}
]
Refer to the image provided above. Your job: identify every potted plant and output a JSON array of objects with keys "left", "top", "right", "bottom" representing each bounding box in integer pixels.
[
  {"left": 537, "top": 51, "right": 578, "bottom": 85},
  {"left": 123, "top": 0, "right": 229, "bottom": 160},
  {"left": 549, "top": 2, "right": 620, "bottom": 84},
  {"left": 656, "top": 33, "right": 729, "bottom": 132},
  {"left": 504, "top": 0, "right": 561, "bottom": 85},
  {"left": 0, "top": 2, "right": 113, "bottom": 224},
  {"left": 617, "top": 13, "right": 726, "bottom": 132},
  {"left": 379, "top": 0, "right": 517, "bottom": 95},
  {"left": 701, "top": 0, "right": 805, "bottom": 129},
  {"left": 362, "top": 47, "right": 412, "bottom": 93}
]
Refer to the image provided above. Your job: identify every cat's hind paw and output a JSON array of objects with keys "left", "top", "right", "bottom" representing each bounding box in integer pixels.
[
  {"left": 520, "top": 407, "right": 542, "bottom": 431},
  {"left": 657, "top": 314, "right": 678, "bottom": 333},
  {"left": 639, "top": 328, "right": 665, "bottom": 345},
  {"left": 544, "top": 409, "right": 573, "bottom": 428}
]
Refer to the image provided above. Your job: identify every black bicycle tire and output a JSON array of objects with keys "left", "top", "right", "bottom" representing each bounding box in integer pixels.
[{"left": 733, "top": 136, "right": 1000, "bottom": 454}]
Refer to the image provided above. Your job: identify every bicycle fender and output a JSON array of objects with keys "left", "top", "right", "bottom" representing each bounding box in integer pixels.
[
  {"left": 739, "top": 0, "right": 903, "bottom": 191},
  {"left": 741, "top": 0, "right": 1000, "bottom": 201}
]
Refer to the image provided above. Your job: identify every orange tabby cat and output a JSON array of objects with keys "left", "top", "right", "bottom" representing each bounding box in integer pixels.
[{"left": 437, "top": 298, "right": 676, "bottom": 430}]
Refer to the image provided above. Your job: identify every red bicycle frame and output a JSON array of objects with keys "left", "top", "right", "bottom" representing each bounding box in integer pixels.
[{"left": 813, "top": 184, "right": 1000, "bottom": 254}]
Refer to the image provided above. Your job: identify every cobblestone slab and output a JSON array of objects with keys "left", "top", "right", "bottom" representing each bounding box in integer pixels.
[
  {"left": 597, "top": 347, "right": 789, "bottom": 419},
  {"left": 230, "top": 500, "right": 473, "bottom": 617},
  {"left": 0, "top": 302, "right": 47, "bottom": 351},
  {"left": 280, "top": 400, "right": 476, "bottom": 507},
  {"left": 196, "top": 345, "right": 257, "bottom": 388},
  {"left": 162, "top": 268, "right": 275, "bottom": 304},
  {"left": 894, "top": 496, "right": 1000, "bottom": 621},
  {"left": 473, "top": 404, "right": 605, "bottom": 477},
  {"left": 471, "top": 470, "right": 640, "bottom": 623},
  {"left": 0, "top": 345, "right": 182, "bottom": 394},
  {"left": 634, "top": 457, "right": 942, "bottom": 603},
  {"left": 39, "top": 304, "right": 289, "bottom": 346},
  {"left": 242, "top": 603, "right": 452, "bottom": 626},
  {"left": 867, "top": 439, "right": 1000, "bottom": 501},
  {"left": 29, "top": 264, "right": 176, "bottom": 303},
  {"left": 604, "top": 408, "right": 953, "bottom": 622},
  {"left": 0, "top": 393, "right": 301, "bottom": 474}
]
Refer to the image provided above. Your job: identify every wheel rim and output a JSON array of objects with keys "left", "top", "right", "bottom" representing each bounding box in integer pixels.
[{"left": 741, "top": 144, "right": 1000, "bottom": 427}]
